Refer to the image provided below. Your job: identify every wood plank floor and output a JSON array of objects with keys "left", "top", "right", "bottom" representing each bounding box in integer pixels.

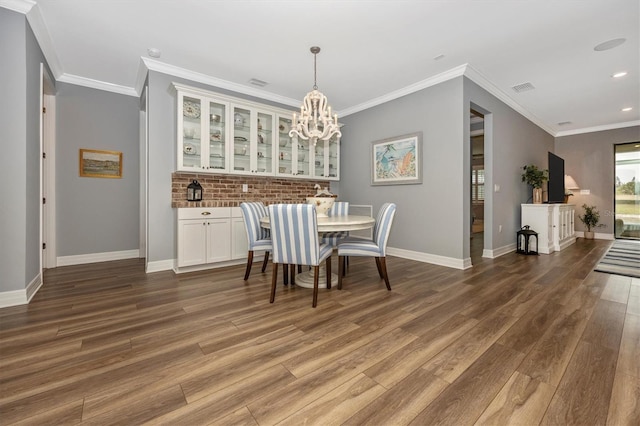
[{"left": 1, "top": 238, "right": 639, "bottom": 425}]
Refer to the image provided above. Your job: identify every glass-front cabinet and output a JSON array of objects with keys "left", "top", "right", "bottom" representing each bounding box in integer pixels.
[{"left": 174, "top": 83, "right": 338, "bottom": 180}]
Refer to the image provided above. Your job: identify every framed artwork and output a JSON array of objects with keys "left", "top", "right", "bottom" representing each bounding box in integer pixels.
[
  {"left": 371, "top": 132, "right": 422, "bottom": 185},
  {"left": 79, "top": 149, "right": 122, "bottom": 178}
]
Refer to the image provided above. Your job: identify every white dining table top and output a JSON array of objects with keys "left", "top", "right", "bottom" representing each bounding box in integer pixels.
[{"left": 260, "top": 214, "right": 375, "bottom": 232}]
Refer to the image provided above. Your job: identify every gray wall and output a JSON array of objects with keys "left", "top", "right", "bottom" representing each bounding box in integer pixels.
[
  {"left": 340, "top": 77, "right": 466, "bottom": 260},
  {"left": 56, "top": 83, "right": 140, "bottom": 256},
  {"left": 0, "top": 8, "right": 28, "bottom": 292},
  {"left": 0, "top": 8, "right": 52, "bottom": 292},
  {"left": 555, "top": 126, "right": 640, "bottom": 234},
  {"left": 146, "top": 70, "right": 296, "bottom": 264},
  {"left": 464, "top": 78, "right": 555, "bottom": 253}
]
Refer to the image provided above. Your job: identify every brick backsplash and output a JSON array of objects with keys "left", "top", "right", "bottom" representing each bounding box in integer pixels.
[{"left": 171, "top": 172, "right": 332, "bottom": 208}]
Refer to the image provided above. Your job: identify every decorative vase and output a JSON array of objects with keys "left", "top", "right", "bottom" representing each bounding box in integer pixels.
[
  {"left": 584, "top": 231, "right": 594, "bottom": 239},
  {"left": 533, "top": 188, "right": 543, "bottom": 204}
]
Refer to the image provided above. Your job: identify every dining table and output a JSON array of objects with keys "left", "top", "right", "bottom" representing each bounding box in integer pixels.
[{"left": 260, "top": 214, "right": 375, "bottom": 288}]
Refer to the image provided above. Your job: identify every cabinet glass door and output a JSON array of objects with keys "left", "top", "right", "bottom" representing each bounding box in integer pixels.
[
  {"left": 182, "top": 96, "right": 203, "bottom": 169},
  {"left": 232, "top": 107, "right": 251, "bottom": 173},
  {"left": 208, "top": 101, "right": 227, "bottom": 171},
  {"left": 295, "top": 139, "right": 310, "bottom": 177},
  {"left": 327, "top": 135, "right": 339, "bottom": 179},
  {"left": 277, "top": 117, "right": 294, "bottom": 177},
  {"left": 256, "top": 112, "right": 274, "bottom": 174}
]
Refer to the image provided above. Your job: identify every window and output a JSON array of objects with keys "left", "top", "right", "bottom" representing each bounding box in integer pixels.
[{"left": 472, "top": 167, "right": 485, "bottom": 202}]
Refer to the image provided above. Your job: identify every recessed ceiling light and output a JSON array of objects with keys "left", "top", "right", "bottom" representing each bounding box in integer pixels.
[
  {"left": 147, "top": 48, "right": 161, "bottom": 58},
  {"left": 593, "top": 38, "right": 626, "bottom": 51},
  {"left": 621, "top": 107, "right": 633, "bottom": 112},
  {"left": 612, "top": 71, "right": 628, "bottom": 78}
]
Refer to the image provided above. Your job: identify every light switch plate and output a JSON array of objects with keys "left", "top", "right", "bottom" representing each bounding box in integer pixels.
[{"left": 580, "top": 189, "right": 590, "bottom": 195}]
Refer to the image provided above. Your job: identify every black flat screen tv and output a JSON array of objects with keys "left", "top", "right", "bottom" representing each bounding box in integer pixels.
[{"left": 548, "top": 152, "right": 565, "bottom": 203}]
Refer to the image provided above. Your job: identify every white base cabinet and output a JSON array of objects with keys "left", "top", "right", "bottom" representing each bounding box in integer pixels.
[
  {"left": 521, "top": 204, "right": 576, "bottom": 254},
  {"left": 177, "top": 207, "right": 247, "bottom": 271}
]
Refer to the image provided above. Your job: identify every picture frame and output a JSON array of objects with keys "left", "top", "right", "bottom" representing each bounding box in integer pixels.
[
  {"left": 79, "top": 148, "right": 122, "bottom": 178},
  {"left": 371, "top": 132, "right": 422, "bottom": 185}
]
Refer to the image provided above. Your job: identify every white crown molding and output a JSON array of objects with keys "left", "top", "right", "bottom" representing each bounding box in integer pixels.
[
  {"left": 463, "top": 64, "right": 556, "bottom": 136},
  {"left": 555, "top": 120, "right": 640, "bottom": 137},
  {"left": 0, "top": 0, "right": 35, "bottom": 13},
  {"left": 25, "top": 1, "right": 63, "bottom": 79},
  {"left": 141, "top": 57, "right": 300, "bottom": 108},
  {"left": 57, "top": 73, "right": 138, "bottom": 97},
  {"left": 339, "top": 64, "right": 468, "bottom": 117}
]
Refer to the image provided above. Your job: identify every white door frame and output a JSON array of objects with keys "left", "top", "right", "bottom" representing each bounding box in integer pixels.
[
  {"left": 140, "top": 87, "right": 149, "bottom": 269},
  {"left": 40, "top": 63, "right": 56, "bottom": 271}
]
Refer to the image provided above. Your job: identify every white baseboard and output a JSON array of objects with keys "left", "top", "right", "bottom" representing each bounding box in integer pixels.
[
  {"left": 146, "top": 259, "right": 175, "bottom": 273},
  {"left": 0, "top": 273, "right": 42, "bottom": 308},
  {"left": 387, "top": 247, "right": 471, "bottom": 270},
  {"left": 174, "top": 258, "right": 248, "bottom": 274},
  {"left": 483, "top": 243, "right": 517, "bottom": 259},
  {"left": 57, "top": 249, "right": 140, "bottom": 266},
  {"left": 575, "top": 231, "right": 614, "bottom": 240}
]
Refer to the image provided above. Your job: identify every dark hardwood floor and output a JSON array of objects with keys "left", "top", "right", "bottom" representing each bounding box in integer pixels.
[{"left": 1, "top": 238, "right": 639, "bottom": 425}]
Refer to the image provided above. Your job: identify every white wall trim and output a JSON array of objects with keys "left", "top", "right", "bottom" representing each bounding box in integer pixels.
[
  {"left": 0, "top": 0, "right": 35, "bottom": 14},
  {"left": 483, "top": 243, "right": 517, "bottom": 259},
  {"left": 174, "top": 259, "right": 247, "bottom": 274},
  {"left": 387, "top": 247, "right": 471, "bottom": 270},
  {"left": 0, "top": 273, "right": 41, "bottom": 308},
  {"left": 146, "top": 259, "right": 175, "bottom": 273},
  {"left": 57, "top": 73, "right": 138, "bottom": 97},
  {"left": 142, "top": 57, "right": 300, "bottom": 108},
  {"left": 339, "top": 64, "right": 468, "bottom": 117},
  {"left": 574, "top": 231, "right": 615, "bottom": 240},
  {"left": 24, "top": 2, "right": 63, "bottom": 79},
  {"left": 555, "top": 120, "right": 640, "bottom": 137},
  {"left": 57, "top": 249, "right": 140, "bottom": 267}
]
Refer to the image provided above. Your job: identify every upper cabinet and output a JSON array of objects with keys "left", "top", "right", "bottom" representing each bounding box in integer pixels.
[{"left": 173, "top": 83, "right": 340, "bottom": 181}]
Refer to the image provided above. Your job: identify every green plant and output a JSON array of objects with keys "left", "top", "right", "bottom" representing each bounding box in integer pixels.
[
  {"left": 521, "top": 164, "right": 548, "bottom": 189},
  {"left": 578, "top": 204, "right": 602, "bottom": 231}
]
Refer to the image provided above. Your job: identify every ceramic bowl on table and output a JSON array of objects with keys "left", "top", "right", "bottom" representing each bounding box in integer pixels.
[{"left": 306, "top": 197, "right": 335, "bottom": 217}]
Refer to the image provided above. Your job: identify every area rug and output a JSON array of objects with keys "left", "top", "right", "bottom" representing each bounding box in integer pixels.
[{"left": 594, "top": 239, "right": 640, "bottom": 278}]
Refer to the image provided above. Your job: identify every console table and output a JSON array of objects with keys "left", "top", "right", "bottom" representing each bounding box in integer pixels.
[{"left": 521, "top": 204, "right": 576, "bottom": 254}]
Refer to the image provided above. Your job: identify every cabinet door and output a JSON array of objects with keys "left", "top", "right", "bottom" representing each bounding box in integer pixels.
[
  {"left": 207, "top": 100, "right": 228, "bottom": 172},
  {"left": 294, "top": 138, "right": 311, "bottom": 178},
  {"left": 231, "top": 217, "right": 248, "bottom": 260},
  {"left": 276, "top": 116, "right": 295, "bottom": 177},
  {"left": 327, "top": 135, "right": 340, "bottom": 179},
  {"left": 231, "top": 106, "right": 251, "bottom": 174},
  {"left": 178, "top": 220, "right": 208, "bottom": 267},
  {"left": 256, "top": 111, "right": 275, "bottom": 175},
  {"left": 206, "top": 219, "right": 232, "bottom": 263},
  {"left": 179, "top": 95, "right": 205, "bottom": 171}
]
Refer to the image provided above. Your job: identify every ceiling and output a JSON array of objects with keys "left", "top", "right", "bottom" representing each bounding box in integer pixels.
[{"left": 7, "top": 0, "right": 639, "bottom": 136}]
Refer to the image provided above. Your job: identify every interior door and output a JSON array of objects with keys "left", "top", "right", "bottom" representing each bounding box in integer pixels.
[{"left": 614, "top": 142, "right": 640, "bottom": 239}]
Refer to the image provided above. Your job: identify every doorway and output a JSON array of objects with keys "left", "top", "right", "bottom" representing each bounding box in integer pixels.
[
  {"left": 41, "top": 64, "right": 56, "bottom": 272},
  {"left": 614, "top": 142, "right": 640, "bottom": 239},
  {"left": 470, "top": 109, "right": 485, "bottom": 260}
]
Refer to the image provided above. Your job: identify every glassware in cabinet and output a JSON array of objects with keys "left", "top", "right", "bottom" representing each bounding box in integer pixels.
[
  {"left": 207, "top": 100, "right": 227, "bottom": 171},
  {"left": 276, "top": 116, "right": 294, "bottom": 177},
  {"left": 181, "top": 96, "right": 203, "bottom": 170},
  {"left": 231, "top": 107, "right": 251, "bottom": 173},
  {"left": 256, "top": 112, "right": 274, "bottom": 174}
]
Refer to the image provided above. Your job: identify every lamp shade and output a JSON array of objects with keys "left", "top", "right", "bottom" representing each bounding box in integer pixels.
[{"left": 564, "top": 175, "right": 579, "bottom": 190}]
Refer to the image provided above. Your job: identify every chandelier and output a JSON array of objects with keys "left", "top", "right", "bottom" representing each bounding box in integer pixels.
[{"left": 289, "top": 46, "right": 341, "bottom": 145}]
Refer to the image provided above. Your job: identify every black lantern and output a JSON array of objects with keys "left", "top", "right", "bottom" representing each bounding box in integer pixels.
[
  {"left": 187, "top": 180, "right": 203, "bottom": 202},
  {"left": 516, "top": 225, "right": 539, "bottom": 255}
]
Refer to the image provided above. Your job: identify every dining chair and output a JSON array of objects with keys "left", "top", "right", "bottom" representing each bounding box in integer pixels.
[
  {"left": 337, "top": 203, "right": 397, "bottom": 291},
  {"left": 239, "top": 202, "right": 272, "bottom": 280},
  {"left": 268, "top": 204, "right": 333, "bottom": 308},
  {"left": 322, "top": 201, "right": 350, "bottom": 247}
]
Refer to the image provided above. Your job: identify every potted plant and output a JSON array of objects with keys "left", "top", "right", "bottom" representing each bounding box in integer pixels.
[
  {"left": 521, "top": 164, "right": 548, "bottom": 204},
  {"left": 578, "top": 204, "right": 601, "bottom": 239}
]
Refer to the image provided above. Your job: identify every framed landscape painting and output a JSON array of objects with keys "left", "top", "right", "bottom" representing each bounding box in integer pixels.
[
  {"left": 371, "top": 132, "right": 422, "bottom": 185},
  {"left": 79, "top": 149, "right": 122, "bottom": 178}
]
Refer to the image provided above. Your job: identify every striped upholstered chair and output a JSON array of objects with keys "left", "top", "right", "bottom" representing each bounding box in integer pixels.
[
  {"left": 239, "top": 202, "right": 272, "bottom": 280},
  {"left": 337, "top": 203, "right": 397, "bottom": 291},
  {"left": 322, "top": 201, "right": 350, "bottom": 247},
  {"left": 268, "top": 204, "right": 333, "bottom": 308}
]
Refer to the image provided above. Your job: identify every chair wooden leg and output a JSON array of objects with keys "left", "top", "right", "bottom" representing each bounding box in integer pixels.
[
  {"left": 283, "top": 264, "right": 289, "bottom": 286},
  {"left": 375, "top": 257, "right": 384, "bottom": 278},
  {"left": 338, "top": 256, "right": 344, "bottom": 290},
  {"left": 312, "top": 265, "right": 320, "bottom": 308},
  {"left": 326, "top": 257, "right": 332, "bottom": 289},
  {"left": 261, "top": 251, "right": 269, "bottom": 272},
  {"left": 244, "top": 251, "right": 254, "bottom": 280},
  {"left": 297, "top": 265, "right": 302, "bottom": 273},
  {"left": 270, "top": 262, "right": 278, "bottom": 303},
  {"left": 378, "top": 257, "right": 391, "bottom": 290},
  {"left": 290, "top": 264, "right": 296, "bottom": 286}
]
